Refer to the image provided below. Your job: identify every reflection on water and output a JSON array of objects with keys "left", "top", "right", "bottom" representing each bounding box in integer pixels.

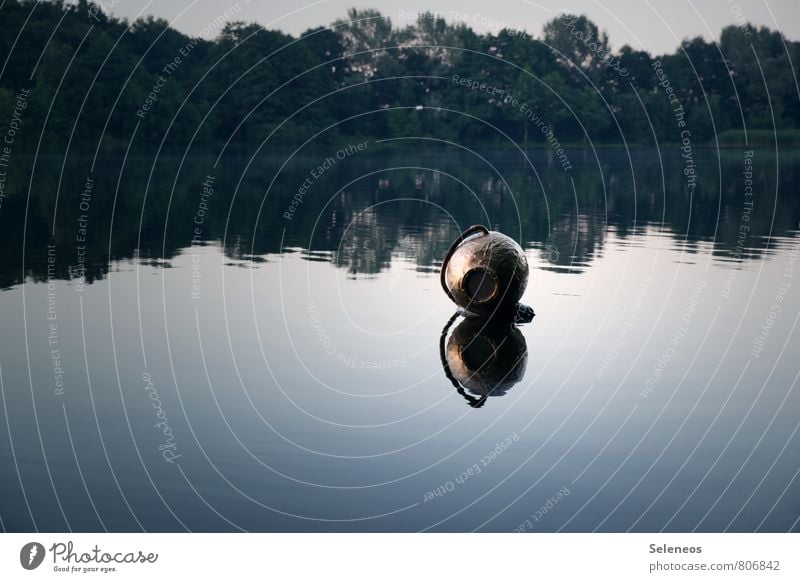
[
  {"left": 2, "top": 145, "right": 799, "bottom": 290},
  {"left": 0, "top": 144, "right": 799, "bottom": 533},
  {"left": 440, "top": 313, "right": 529, "bottom": 408}
]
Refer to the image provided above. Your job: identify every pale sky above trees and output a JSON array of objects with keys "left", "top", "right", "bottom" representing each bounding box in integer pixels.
[{"left": 98, "top": 0, "right": 799, "bottom": 55}]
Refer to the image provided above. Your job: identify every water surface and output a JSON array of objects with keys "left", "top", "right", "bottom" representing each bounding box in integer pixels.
[{"left": 0, "top": 144, "right": 798, "bottom": 532}]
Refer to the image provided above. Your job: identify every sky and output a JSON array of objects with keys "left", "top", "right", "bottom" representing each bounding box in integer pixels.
[{"left": 97, "top": 0, "right": 800, "bottom": 55}]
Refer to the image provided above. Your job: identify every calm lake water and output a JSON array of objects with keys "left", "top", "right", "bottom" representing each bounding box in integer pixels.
[{"left": 0, "top": 144, "right": 799, "bottom": 532}]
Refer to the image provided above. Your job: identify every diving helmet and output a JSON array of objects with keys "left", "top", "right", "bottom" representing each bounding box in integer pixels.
[{"left": 441, "top": 225, "right": 530, "bottom": 321}]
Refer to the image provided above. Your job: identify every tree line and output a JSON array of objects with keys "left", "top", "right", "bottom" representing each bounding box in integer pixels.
[{"left": 0, "top": 0, "right": 799, "bottom": 154}]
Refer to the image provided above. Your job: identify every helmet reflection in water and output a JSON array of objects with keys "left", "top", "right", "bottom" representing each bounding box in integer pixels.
[{"left": 440, "top": 315, "right": 528, "bottom": 408}]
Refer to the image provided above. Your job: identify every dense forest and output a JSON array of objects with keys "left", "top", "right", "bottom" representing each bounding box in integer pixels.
[{"left": 0, "top": 0, "right": 799, "bottom": 155}]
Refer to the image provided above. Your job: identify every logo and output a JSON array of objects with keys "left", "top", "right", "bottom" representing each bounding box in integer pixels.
[{"left": 20, "top": 542, "right": 46, "bottom": 570}]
